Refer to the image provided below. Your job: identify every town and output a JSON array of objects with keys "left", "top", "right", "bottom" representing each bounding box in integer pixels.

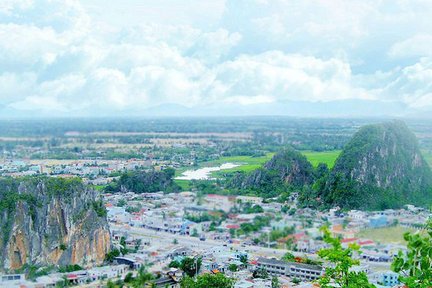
[
  {"left": 2, "top": 183, "right": 430, "bottom": 287},
  {"left": 1, "top": 118, "right": 432, "bottom": 287}
]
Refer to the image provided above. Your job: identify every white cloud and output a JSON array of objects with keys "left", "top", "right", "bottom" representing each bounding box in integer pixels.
[
  {"left": 1, "top": 0, "right": 432, "bottom": 116},
  {"left": 389, "top": 34, "right": 432, "bottom": 58},
  {"left": 381, "top": 58, "right": 432, "bottom": 109},
  {"left": 206, "top": 52, "right": 373, "bottom": 104}
]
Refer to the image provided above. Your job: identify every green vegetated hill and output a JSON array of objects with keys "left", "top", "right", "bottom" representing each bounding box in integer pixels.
[
  {"left": 320, "top": 120, "right": 432, "bottom": 210},
  {"left": 229, "top": 120, "right": 432, "bottom": 210},
  {"left": 228, "top": 148, "right": 316, "bottom": 198},
  {"left": 106, "top": 168, "right": 180, "bottom": 193}
]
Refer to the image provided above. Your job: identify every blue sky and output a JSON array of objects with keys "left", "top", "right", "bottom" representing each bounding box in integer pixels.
[{"left": 1, "top": 0, "right": 432, "bottom": 117}]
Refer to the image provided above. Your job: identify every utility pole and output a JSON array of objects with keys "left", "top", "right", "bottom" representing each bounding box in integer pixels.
[
  {"left": 268, "top": 231, "right": 270, "bottom": 249},
  {"left": 195, "top": 257, "right": 198, "bottom": 279}
]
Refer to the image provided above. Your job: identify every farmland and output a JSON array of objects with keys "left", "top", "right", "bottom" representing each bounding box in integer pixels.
[
  {"left": 204, "top": 154, "right": 274, "bottom": 172},
  {"left": 301, "top": 150, "right": 341, "bottom": 168},
  {"left": 175, "top": 150, "right": 342, "bottom": 182},
  {"left": 356, "top": 226, "right": 419, "bottom": 245}
]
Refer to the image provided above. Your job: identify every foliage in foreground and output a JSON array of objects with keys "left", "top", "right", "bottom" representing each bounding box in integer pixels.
[
  {"left": 317, "top": 227, "right": 375, "bottom": 288},
  {"left": 392, "top": 220, "right": 432, "bottom": 287},
  {"left": 107, "top": 267, "right": 154, "bottom": 288}
]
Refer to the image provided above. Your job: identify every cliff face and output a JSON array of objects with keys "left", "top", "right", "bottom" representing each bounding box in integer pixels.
[
  {"left": 323, "top": 121, "right": 432, "bottom": 209},
  {"left": 0, "top": 177, "right": 110, "bottom": 271}
]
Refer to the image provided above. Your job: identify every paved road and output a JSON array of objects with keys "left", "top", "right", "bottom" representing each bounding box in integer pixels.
[
  {"left": 111, "top": 223, "right": 316, "bottom": 259},
  {"left": 110, "top": 223, "right": 391, "bottom": 271}
]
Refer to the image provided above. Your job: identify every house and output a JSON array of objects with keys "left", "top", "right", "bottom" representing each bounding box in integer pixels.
[
  {"left": 114, "top": 256, "right": 143, "bottom": 269},
  {"left": 204, "top": 194, "right": 234, "bottom": 212},
  {"left": 169, "top": 247, "right": 193, "bottom": 259},
  {"left": 236, "top": 196, "right": 263, "bottom": 205},
  {"left": 348, "top": 210, "right": 367, "bottom": 220},
  {"left": 86, "top": 265, "right": 129, "bottom": 282},
  {"left": 153, "top": 268, "right": 182, "bottom": 288},
  {"left": 256, "top": 257, "right": 323, "bottom": 281},
  {"left": 0, "top": 274, "right": 27, "bottom": 287},
  {"left": 371, "top": 271, "right": 399, "bottom": 286},
  {"left": 368, "top": 215, "right": 388, "bottom": 228},
  {"left": 34, "top": 275, "right": 65, "bottom": 287}
]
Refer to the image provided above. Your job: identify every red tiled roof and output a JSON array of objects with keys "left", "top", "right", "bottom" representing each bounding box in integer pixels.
[
  {"left": 358, "top": 240, "right": 375, "bottom": 246},
  {"left": 67, "top": 274, "right": 78, "bottom": 280},
  {"left": 341, "top": 237, "right": 358, "bottom": 243}
]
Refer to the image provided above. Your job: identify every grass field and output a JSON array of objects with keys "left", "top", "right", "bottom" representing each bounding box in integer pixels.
[
  {"left": 176, "top": 150, "right": 343, "bottom": 181},
  {"left": 209, "top": 150, "right": 342, "bottom": 172},
  {"left": 301, "top": 150, "right": 341, "bottom": 168},
  {"left": 206, "top": 153, "right": 274, "bottom": 172},
  {"left": 174, "top": 179, "right": 192, "bottom": 190},
  {"left": 356, "top": 226, "right": 419, "bottom": 244}
]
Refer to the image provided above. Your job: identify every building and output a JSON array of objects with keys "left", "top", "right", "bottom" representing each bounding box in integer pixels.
[
  {"left": 153, "top": 268, "right": 182, "bottom": 288},
  {"left": 236, "top": 196, "right": 263, "bottom": 205},
  {"left": 114, "top": 256, "right": 143, "bottom": 269},
  {"left": 256, "top": 257, "right": 322, "bottom": 281},
  {"left": 368, "top": 215, "right": 388, "bottom": 228},
  {"left": 372, "top": 271, "right": 399, "bottom": 286},
  {"left": 204, "top": 194, "right": 233, "bottom": 212}
]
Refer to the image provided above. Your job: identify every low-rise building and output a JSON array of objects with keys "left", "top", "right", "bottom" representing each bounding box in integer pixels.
[{"left": 256, "top": 257, "right": 322, "bottom": 281}]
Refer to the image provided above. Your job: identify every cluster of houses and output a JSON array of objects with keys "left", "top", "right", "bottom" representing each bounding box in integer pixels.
[
  {"left": 101, "top": 190, "right": 431, "bottom": 287},
  {"left": 0, "top": 158, "right": 153, "bottom": 178},
  {"left": 1, "top": 177, "right": 429, "bottom": 287},
  {"left": 0, "top": 265, "right": 130, "bottom": 287}
]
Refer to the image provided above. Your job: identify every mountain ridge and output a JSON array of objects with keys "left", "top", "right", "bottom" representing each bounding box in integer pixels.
[{"left": 320, "top": 120, "right": 432, "bottom": 210}]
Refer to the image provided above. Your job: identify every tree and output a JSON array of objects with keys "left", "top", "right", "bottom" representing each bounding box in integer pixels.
[
  {"left": 120, "top": 236, "right": 128, "bottom": 255},
  {"left": 169, "top": 260, "right": 181, "bottom": 268},
  {"left": 132, "top": 267, "right": 154, "bottom": 288},
  {"left": 285, "top": 237, "right": 295, "bottom": 250},
  {"left": 228, "top": 263, "right": 238, "bottom": 272},
  {"left": 252, "top": 267, "right": 269, "bottom": 279},
  {"left": 117, "top": 199, "right": 127, "bottom": 207},
  {"left": 107, "top": 280, "right": 116, "bottom": 288},
  {"left": 105, "top": 248, "right": 120, "bottom": 262},
  {"left": 173, "top": 238, "right": 178, "bottom": 245},
  {"left": 181, "top": 257, "right": 202, "bottom": 277},
  {"left": 134, "top": 239, "right": 142, "bottom": 252},
  {"left": 124, "top": 272, "right": 133, "bottom": 283},
  {"left": 239, "top": 254, "right": 248, "bottom": 265},
  {"left": 191, "top": 228, "right": 199, "bottom": 237},
  {"left": 281, "top": 252, "right": 295, "bottom": 262},
  {"left": 317, "top": 227, "right": 375, "bottom": 288},
  {"left": 392, "top": 220, "right": 432, "bottom": 287},
  {"left": 271, "top": 276, "right": 280, "bottom": 288},
  {"left": 181, "top": 273, "right": 234, "bottom": 288}
]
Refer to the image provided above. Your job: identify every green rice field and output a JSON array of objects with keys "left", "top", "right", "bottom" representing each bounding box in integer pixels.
[
  {"left": 175, "top": 149, "right": 431, "bottom": 184},
  {"left": 301, "top": 150, "right": 341, "bottom": 168}
]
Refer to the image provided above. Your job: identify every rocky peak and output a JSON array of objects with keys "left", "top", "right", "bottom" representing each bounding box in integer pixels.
[{"left": 0, "top": 177, "right": 110, "bottom": 271}]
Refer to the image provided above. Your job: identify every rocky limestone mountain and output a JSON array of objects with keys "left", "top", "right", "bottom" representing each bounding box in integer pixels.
[
  {"left": 322, "top": 120, "right": 432, "bottom": 210},
  {"left": 0, "top": 177, "right": 110, "bottom": 271},
  {"left": 229, "top": 148, "right": 315, "bottom": 197}
]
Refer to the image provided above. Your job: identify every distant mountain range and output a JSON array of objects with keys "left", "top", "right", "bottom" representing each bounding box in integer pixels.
[{"left": 1, "top": 99, "right": 431, "bottom": 118}]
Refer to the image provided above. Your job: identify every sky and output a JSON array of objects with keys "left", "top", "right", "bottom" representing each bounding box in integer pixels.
[{"left": 1, "top": 0, "right": 432, "bottom": 117}]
